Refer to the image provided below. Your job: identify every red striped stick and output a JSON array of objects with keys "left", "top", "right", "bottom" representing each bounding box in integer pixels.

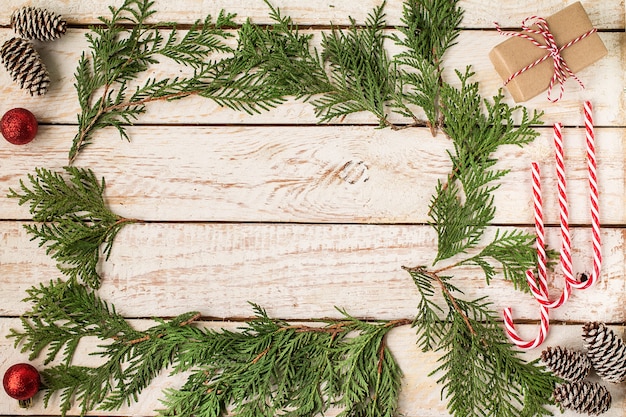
[
  {"left": 569, "top": 101, "right": 602, "bottom": 289},
  {"left": 503, "top": 302, "right": 550, "bottom": 350},
  {"left": 503, "top": 163, "right": 551, "bottom": 349}
]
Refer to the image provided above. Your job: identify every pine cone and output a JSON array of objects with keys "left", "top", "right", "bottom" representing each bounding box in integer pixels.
[
  {"left": 583, "top": 322, "right": 626, "bottom": 383},
  {"left": 1, "top": 38, "right": 50, "bottom": 96},
  {"left": 541, "top": 346, "right": 591, "bottom": 382},
  {"left": 553, "top": 381, "right": 611, "bottom": 416},
  {"left": 11, "top": 7, "right": 67, "bottom": 42}
]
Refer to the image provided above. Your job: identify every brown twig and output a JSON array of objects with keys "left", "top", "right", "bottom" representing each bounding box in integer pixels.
[
  {"left": 377, "top": 337, "right": 387, "bottom": 375},
  {"left": 179, "top": 312, "right": 203, "bottom": 327},
  {"left": 402, "top": 266, "right": 476, "bottom": 336},
  {"left": 251, "top": 345, "right": 271, "bottom": 364},
  {"left": 126, "top": 334, "right": 151, "bottom": 345},
  {"left": 70, "top": 89, "right": 200, "bottom": 165}
]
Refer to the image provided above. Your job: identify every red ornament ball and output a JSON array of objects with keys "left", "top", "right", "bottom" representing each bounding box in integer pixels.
[
  {"left": 1, "top": 108, "right": 38, "bottom": 145},
  {"left": 3, "top": 363, "right": 41, "bottom": 402}
]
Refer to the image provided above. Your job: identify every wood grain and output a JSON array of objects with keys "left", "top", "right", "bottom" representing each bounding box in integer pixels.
[
  {"left": 1, "top": 222, "right": 624, "bottom": 321},
  {"left": 0, "top": 0, "right": 623, "bottom": 28},
  {"left": 0, "top": 319, "right": 624, "bottom": 416},
  {"left": 0, "top": 0, "right": 624, "bottom": 416},
  {"left": 0, "top": 30, "right": 623, "bottom": 126},
  {"left": 0, "top": 126, "right": 623, "bottom": 224}
]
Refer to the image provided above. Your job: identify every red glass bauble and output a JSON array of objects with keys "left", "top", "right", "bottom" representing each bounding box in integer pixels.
[
  {"left": 0, "top": 108, "right": 38, "bottom": 145},
  {"left": 3, "top": 363, "right": 41, "bottom": 402}
]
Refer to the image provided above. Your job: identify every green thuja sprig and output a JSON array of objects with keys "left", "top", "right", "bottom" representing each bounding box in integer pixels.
[
  {"left": 312, "top": 2, "right": 397, "bottom": 127},
  {"left": 9, "top": 279, "right": 408, "bottom": 417},
  {"left": 161, "top": 306, "right": 406, "bottom": 417},
  {"left": 405, "top": 269, "right": 561, "bottom": 417},
  {"left": 202, "top": 0, "right": 333, "bottom": 109},
  {"left": 9, "top": 279, "right": 203, "bottom": 415},
  {"left": 431, "top": 68, "right": 542, "bottom": 267},
  {"left": 7, "top": 167, "right": 138, "bottom": 288},
  {"left": 391, "top": 0, "right": 463, "bottom": 133},
  {"left": 392, "top": 2, "right": 559, "bottom": 416},
  {"left": 70, "top": 0, "right": 240, "bottom": 163}
]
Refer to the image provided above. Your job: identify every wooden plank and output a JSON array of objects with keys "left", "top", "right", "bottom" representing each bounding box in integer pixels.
[
  {"left": 0, "top": 318, "right": 624, "bottom": 416},
  {"left": 0, "top": 29, "right": 622, "bottom": 126},
  {"left": 0, "top": 0, "right": 622, "bottom": 28},
  {"left": 1, "top": 221, "right": 624, "bottom": 321},
  {"left": 0, "top": 126, "right": 623, "bottom": 224}
]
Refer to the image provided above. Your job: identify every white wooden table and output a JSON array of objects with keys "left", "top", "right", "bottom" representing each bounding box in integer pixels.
[{"left": 0, "top": 0, "right": 624, "bottom": 415}]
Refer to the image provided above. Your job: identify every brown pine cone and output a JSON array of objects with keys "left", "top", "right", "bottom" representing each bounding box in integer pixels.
[
  {"left": 541, "top": 346, "right": 591, "bottom": 382},
  {"left": 583, "top": 322, "right": 626, "bottom": 383},
  {"left": 553, "top": 381, "right": 611, "bottom": 415},
  {"left": 1, "top": 38, "right": 50, "bottom": 96},
  {"left": 11, "top": 6, "right": 67, "bottom": 42}
]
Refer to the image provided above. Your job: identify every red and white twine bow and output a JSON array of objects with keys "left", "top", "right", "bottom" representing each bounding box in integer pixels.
[
  {"left": 504, "top": 102, "right": 602, "bottom": 349},
  {"left": 494, "top": 17, "right": 597, "bottom": 102}
]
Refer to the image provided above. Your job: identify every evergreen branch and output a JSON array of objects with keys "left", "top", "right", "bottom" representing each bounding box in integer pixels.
[
  {"left": 161, "top": 308, "right": 405, "bottom": 417},
  {"left": 434, "top": 297, "right": 560, "bottom": 417},
  {"left": 391, "top": 3, "right": 556, "bottom": 414},
  {"left": 7, "top": 167, "right": 138, "bottom": 288},
  {"left": 11, "top": 289, "right": 407, "bottom": 417},
  {"left": 173, "top": 2, "right": 334, "bottom": 116},
  {"left": 404, "top": 268, "right": 560, "bottom": 417},
  {"left": 8, "top": 279, "right": 139, "bottom": 365},
  {"left": 69, "top": 0, "right": 237, "bottom": 164},
  {"left": 429, "top": 68, "right": 543, "bottom": 264},
  {"left": 313, "top": 2, "right": 397, "bottom": 127},
  {"left": 459, "top": 229, "right": 538, "bottom": 289},
  {"left": 390, "top": 0, "right": 463, "bottom": 133}
]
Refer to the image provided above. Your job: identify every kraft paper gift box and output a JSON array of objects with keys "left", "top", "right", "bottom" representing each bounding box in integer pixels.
[{"left": 489, "top": 2, "right": 607, "bottom": 102}]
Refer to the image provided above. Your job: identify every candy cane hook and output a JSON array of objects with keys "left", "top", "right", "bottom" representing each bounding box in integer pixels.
[
  {"left": 527, "top": 125, "right": 575, "bottom": 308},
  {"left": 503, "top": 303, "right": 550, "bottom": 350}
]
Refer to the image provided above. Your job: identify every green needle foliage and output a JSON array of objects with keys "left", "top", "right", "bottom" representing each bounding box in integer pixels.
[
  {"left": 393, "top": 3, "right": 559, "bottom": 416},
  {"left": 431, "top": 68, "right": 543, "bottom": 267},
  {"left": 312, "top": 3, "right": 396, "bottom": 126},
  {"left": 406, "top": 268, "right": 561, "bottom": 417},
  {"left": 9, "top": 280, "right": 406, "bottom": 417},
  {"left": 9, "top": 279, "right": 204, "bottom": 415},
  {"left": 7, "top": 167, "right": 137, "bottom": 289},
  {"left": 390, "top": 0, "right": 463, "bottom": 133},
  {"left": 203, "top": 1, "right": 333, "bottom": 108},
  {"left": 7, "top": 1, "right": 564, "bottom": 417},
  {"left": 70, "top": 0, "right": 239, "bottom": 163},
  {"left": 160, "top": 307, "right": 405, "bottom": 417}
]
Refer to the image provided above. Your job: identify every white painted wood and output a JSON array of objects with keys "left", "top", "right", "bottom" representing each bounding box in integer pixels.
[
  {"left": 0, "top": 0, "right": 624, "bottom": 416},
  {"left": 0, "top": 29, "right": 622, "bottom": 126},
  {"left": 1, "top": 221, "right": 624, "bottom": 322},
  {"left": 0, "top": 319, "right": 624, "bottom": 416},
  {"left": 0, "top": 0, "right": 622, "bottom": 28},
  {"left": 0, "top": 126, "right": 623, "bottom": 224}
]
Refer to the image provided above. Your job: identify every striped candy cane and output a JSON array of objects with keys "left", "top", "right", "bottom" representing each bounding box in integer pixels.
[
  {"left": 505, "top": 103, "right": 602, "bottom": 349},
  {"left": 503, "top": 303, "right": 550, "bottom": 350},
  {"left": 503, "top": 163, "right": 552, "bottom": 349},
  {"left": 527, "top": 126, "right": 574, "bottom": 308},
  {"left": 568, "top": 101, "right": 602, "bottom": 289}
]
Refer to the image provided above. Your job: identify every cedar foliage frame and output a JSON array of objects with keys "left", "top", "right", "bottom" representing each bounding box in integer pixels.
[{"left": 8, "top": 0, "right": 562, "bottom": 416}]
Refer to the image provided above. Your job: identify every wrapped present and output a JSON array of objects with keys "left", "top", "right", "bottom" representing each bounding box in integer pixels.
[{"left": 489, "top": 2, "right": 607, "bottom": 102}]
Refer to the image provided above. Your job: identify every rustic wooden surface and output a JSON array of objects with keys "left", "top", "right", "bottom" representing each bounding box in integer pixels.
[{"left": 0, "top": 0, "right": 624, "bottom": 415}]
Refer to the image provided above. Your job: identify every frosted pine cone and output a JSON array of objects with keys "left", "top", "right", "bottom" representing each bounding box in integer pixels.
[
  {"left": 1, "top": 38, "right": 50, "bottom": 96},
  {"left": 553, "top": 381, "right": 611, "bottom": 415},
  {"left": 583, "top": 322, "right": 626, "bottom": 383},
  {"left": 11, "top": 6, "right": 67, "bottom": 42},
  {"left": 541, "top": 346, "right": 591, "bottom": 382}
]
